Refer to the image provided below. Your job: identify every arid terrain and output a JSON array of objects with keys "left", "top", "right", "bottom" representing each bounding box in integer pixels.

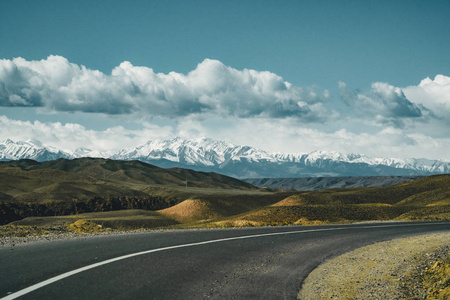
[
  {"left": 1, "top": 158, "right": 449, "bottom": 234},
  {"left": 299, "top": 232, "right": 450, "bottom": 300}
]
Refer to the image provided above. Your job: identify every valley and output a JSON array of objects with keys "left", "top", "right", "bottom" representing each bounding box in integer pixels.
[{"left": 1, "top": 158, "right": 449, "bottom": 236}]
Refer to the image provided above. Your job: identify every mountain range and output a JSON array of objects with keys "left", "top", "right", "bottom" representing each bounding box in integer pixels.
[{"left": 1, "top": 137, "right": 449, "bottom": 178}]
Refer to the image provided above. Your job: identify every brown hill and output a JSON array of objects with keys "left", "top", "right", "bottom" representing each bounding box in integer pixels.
[
  {"left": 2, "top": 163, "right": 449, "bottom": 231},
  {"left": 205, "top": 175, "right": 450, "bottom": 226},
  {"left": 0, "top": 158, "right": 256, "bottom": 200},
  {"left": 158, "top": 199, "right": 223, "bottom": 223},
  {"left": 1, "top": 158, "right": 255, "bottom": 189},
  {"left": 269, "top": 174, "right": 450, "bottom": 207},
  {"left": 0, "top": 158, "right": 259, "bottom": 224}
]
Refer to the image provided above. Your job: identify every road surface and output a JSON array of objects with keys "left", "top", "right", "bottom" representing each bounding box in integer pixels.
[{"left": 1, "top": 221, "right": 449, "bottom": 299}]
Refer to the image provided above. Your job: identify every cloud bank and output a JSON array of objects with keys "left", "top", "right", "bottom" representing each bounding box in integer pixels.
[
  {"left": 0, "top": 115, "right": 174, "bottom": 154},
  {"left": 1, "top": 114, "right": 450, "bottom": 161},
  {"left": 2, "top": 55, "right": 447, "bottom": 128},
  {"left": 1, "top": 55, "right": 449, "bottom": 160},
  {"left": 0, "top": 55, "right": 330, "bottom": 121}
]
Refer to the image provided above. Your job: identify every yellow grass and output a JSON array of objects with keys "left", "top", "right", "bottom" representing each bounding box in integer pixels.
[{"left": 158, "top": 199, "right": 222, "bottom": 223}]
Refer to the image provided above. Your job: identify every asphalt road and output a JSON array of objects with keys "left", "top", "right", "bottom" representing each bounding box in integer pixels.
[{"left": 1, "top": 221, "right": 449, "bottom": 300}]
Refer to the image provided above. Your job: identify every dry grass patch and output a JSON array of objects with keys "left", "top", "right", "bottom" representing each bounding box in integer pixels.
[
  {"left": 9, "top": 209, "right": 179, "bottom": 232},
  {"left": 270, "top": 195, "right": 307, "bottom": 206},
  {"left": 397, "top": 205, "right": 450, "bottom": 221},
  {"left": 293, "top": 218, "right": 329, "bottom": 225},
  {"left": 422, "top": 258, "right": 450, "bottom": 299},
  {"left": 299, "top": 232, "right": 450, "bottom": 300},
  {"left": 200, "top": 220, "right": 264, "bottom": 228},
  {"left": 158, "top": 199, "right": 222, "bottom": 223},
  {"left": 68, "top": 219, "right": 104, "bottom": 234},
  {"left": 0, "top": 224, "right": 67, "bottom": 237}
]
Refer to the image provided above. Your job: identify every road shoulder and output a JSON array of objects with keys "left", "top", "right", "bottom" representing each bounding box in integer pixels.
[{"left": 298, "top": 232, "right": 450, "bottom": 299}]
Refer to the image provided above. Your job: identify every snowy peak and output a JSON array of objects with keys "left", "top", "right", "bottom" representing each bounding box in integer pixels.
[
  {"left": 113, "top": 137, "right": 274, "bottom": 166},
  {"left": 0, "top": 139, "right": 70, "bottom": 161},
  {"left": 112, "top": 137, "right": 450, "bottom": 175},
  {"left": 73, "top": 147, "right": 110, "bottom": 159},
  {"left": 303, "top": 150, "right": 379, "bottom": 165},
  {"left": 1, "top": 137, "right": 449, "bottom": 177}
]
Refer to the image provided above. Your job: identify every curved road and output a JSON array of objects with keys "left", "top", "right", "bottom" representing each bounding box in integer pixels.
[{"left": 1, "top": 221, "right": 449, "bottom": 299}]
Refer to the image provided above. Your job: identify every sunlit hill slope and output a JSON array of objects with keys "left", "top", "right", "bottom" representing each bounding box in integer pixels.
[{"left": 0, "top": 158, "right": 264, "bottom": 225}]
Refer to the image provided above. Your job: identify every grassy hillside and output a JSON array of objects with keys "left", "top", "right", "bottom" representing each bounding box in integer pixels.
[
  {"left": 0, "top": 158, "right": 264, "bottom": 225},
  {"left": 206, "top": 174, "right": 450, "bottom": 226},
  {"left": 1, "top": 158, "right": 256, "bottom": 190},
  {"left": 1, "top": 162, "right": 449, "bottom": 235},
  {"left": 4, "top": 192, "right": 292, "bottom": 233}
]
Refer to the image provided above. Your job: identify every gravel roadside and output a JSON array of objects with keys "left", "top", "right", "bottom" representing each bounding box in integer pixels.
[
  {"left": 0, "top": 230, "right": 144, "bottom": 247},
  {"left": 298, "top": 232, "right": 450, "bottom": 299},
  {"left": 0, "top": 226, "right": 215, "bottom": 248},
  {"left": 0, "top": 225, "right": 273, "bottom": 248}
]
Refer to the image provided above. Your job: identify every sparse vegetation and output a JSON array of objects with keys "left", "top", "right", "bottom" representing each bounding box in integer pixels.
[
  {"left": 207, "top": 175, "right": 450, "bottom": 228},
  {"left": 299, "top": 233, "right": 450, "bottom": 299},
  {"left": 0, "top": 158, "right": 262, "bottom": 225},
  {"left": 0, "top": 224, "right": 68, "bottom": 238},
  {"left": 68, "top": 219, "right": 104, "bottom": 234},
  {"left": 421, "top": 256, "right": 450, "bottom": 299},
  {"left": 1, "top": 158, "right": 449, "bottom": 235},
  {"left": 8, "top": 209, "right": 180, "bottom": 233}
]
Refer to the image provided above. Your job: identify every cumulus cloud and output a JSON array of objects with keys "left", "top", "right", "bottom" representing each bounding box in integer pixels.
[
  {"left": 0, "top": 58, "right": 45, "bottom": 107},
  {"left": 339, "top": 81, "right": 429, "bottom": 128},
  {"left": 0, "top": 55, "right": 330, "bottom": 121},
  {"left": 2, "top": 55, "right": 450, "bottom": 161},
  {"left": 403, "top": 74, "right": 450, "bottom": 123}
]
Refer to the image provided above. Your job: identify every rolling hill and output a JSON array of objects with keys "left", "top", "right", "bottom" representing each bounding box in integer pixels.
[
  {"left": 0, "top": 157, "right": 261, "bottom": 225},
  {"left": 244, "top": 176, "right": 424, "bottom": 191},
  {"left": 214, "top": 174, "right": 450, "bottom": 226},
  {"left": 2, "top": 159, "right": 449, "bottom": 233}
]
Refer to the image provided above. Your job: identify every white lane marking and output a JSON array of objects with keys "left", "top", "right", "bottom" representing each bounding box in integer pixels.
[{"left": 2, "top": 222, "right": 449, "bottom": 299}]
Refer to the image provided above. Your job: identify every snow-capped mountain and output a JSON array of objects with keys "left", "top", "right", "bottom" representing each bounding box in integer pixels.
[
  {"left": 0, "top": 139, "right": 71, "bottom": 161},
  {"left": 1, "top": 137, "right": 449, "bottom": 178},
  {"left": 112, "top": 137, "right": 276, "bottom": 166},
  {"left": 72, "top": 147, "right": 110, "bottom": 159}
]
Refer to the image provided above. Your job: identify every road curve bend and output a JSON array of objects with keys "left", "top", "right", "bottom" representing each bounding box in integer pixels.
[{"left": 1, "top": 221, "right": 449, "bottom": 299}]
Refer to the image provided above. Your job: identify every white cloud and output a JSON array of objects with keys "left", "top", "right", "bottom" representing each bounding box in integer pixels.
[
  {"left": 0, "top": 114, "right": 449, "bottom": 160},
  {"left": 171, "top": 116, "right": 450, "bottom": 160},
  {"left": 1, "top": 55, "right": 450, "bottom": 161},
  {"left": 0, "top": 55, "right": 330, "bottom": 121},
  {"left": 339, "top": 81, "right": 428, "bottom": 128},
  {"left": 403, "top": 74, "right": 450, "bottom": 122},
  {"left": 0, "top": 115, "right": 173, "bottom": 153}
]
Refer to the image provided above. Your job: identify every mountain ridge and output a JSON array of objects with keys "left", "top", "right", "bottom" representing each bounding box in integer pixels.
[
  {"left": 244, "top": 176, "right": 425, "bottom": 191},
  {"left": 1, "top": 137, "right": 449, "bottom": 178}
]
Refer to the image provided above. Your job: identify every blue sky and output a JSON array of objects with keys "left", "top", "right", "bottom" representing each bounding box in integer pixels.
[{"left": 1, "top": 0, "right": 450, "bottom": 159}]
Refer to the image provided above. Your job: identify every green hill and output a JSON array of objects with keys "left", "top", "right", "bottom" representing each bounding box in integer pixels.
[
  {"left": 0, "top": 158, "right": 261, "bottom": 225},
  {"left": 1, "top": 162, "right": 449, "bottom": 233},
  {"left": 210, "top": 174, "right": 450, "bottom": 226}
]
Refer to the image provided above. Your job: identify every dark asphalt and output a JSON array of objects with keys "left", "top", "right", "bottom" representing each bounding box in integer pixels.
[{"left": 1, "top": 221, "right": 449, "bottom": 299}]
